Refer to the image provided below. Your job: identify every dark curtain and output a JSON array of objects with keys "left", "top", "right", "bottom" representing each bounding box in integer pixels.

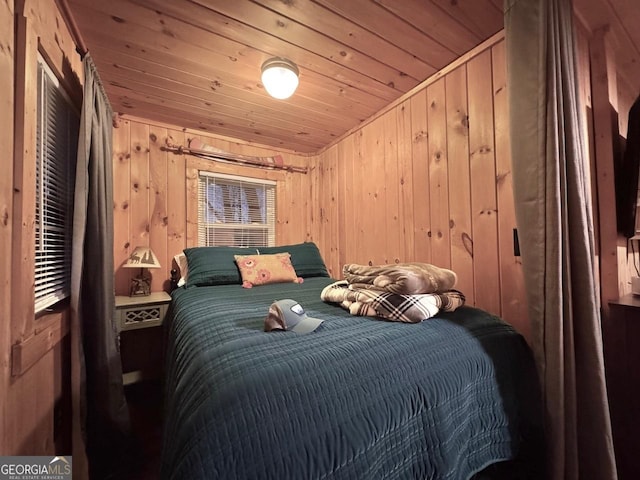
[
  {"left": 71, "top": 54, "right": 133, "bottom": 479},
  {"left": 505, "top": 0, "right": 617, "bottom": 478}
]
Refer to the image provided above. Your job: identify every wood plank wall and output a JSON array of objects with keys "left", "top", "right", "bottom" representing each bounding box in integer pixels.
[
  {"left": 578, "top": 18, "right": 640, "bottom": 299},
  {"left": 311, "top": 37, "right": 529, "bottom": 334},
  {"left": 111, "top": 120, "right": 313, "bottom": 295},
  {"left": 112, "top": 36, "right": 529, "bottom": 335},
  {"left": 0, "top": 0, "right": 15, "bottom": 456},
  {"left": 2, "top": 0, "right": 82, "bottom": 460}
]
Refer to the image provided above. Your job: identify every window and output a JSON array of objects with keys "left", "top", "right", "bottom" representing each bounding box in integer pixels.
[
  {"left": 198, "top": 172, "right": 275, "bottom": 247},
  {"left": 34, "top": 56, "right": 79, "bottom": 313}
]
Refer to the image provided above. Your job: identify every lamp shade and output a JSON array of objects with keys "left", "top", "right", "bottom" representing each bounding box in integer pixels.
[
  {"left": 123, "top": 246, "right": 161, "bottom": 269},
  {"left": 261, "top": 57, "right": 299, "bottom": 100}
]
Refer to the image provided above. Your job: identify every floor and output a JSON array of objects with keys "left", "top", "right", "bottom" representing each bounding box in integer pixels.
[{"left": 124, "top": 380, "right": 163, "bottom": 480}]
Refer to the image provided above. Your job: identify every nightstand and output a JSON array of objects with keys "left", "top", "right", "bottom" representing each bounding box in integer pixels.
[
  {"left": 115, "top": 291, "right": 172, "bottom": 331},
  {"left": 608, "top": 295, "right": 640, "bottom": 480},
  {"left": 116, "top": 291, "right": 171, "bottom": 385}
]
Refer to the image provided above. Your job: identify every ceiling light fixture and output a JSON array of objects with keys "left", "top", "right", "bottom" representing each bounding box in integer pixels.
[{"left": 261, "top": 57, "right": 299, "bottom": 100}]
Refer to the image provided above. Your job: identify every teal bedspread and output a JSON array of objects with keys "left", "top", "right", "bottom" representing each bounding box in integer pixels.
[{"left": 161, "top": 277, "right": 543, "bottom": 479}]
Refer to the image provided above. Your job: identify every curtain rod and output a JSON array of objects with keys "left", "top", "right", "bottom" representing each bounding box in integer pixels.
[
  {"left": 56, "top": 0, "right": 89, "bottom": 57},
  {"left": 163, "top": 141, "right": 308, "bottom": 174}
]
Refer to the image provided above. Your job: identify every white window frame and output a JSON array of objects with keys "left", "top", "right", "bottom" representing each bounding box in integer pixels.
[
  {"left": 34, "top": 54, "right": 78, "bottom": 314},
  {"left": 197, "top": 171, "right": 276, "bottom": 247}
]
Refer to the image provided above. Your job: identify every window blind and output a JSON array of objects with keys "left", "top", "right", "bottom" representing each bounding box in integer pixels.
[
  {"left": 197, "top": 172, "right": 276, "bottom": 247},
  {"left": 34, "top": 57, "right": 79, "bottom": 313}
]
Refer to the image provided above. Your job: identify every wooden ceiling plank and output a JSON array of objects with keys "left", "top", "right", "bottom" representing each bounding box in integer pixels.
[
  {"left": 70, "top": 7, "right": 399, "bottom": 112},
  {"left": 252, "top": 0, "right": 439, "bottom": 78},
  {"left": 310, "top": 0, "right": 456, "bottom": 61},
  {"left": 573, "top": 0, "right": 640, "bottom": 103},
  {"left": 605, "top": 0, "right": 640, "bottom": 52},
  {"left": 89, "top": 44, "right": 369, "bottom": 128},
  {"left": 187, "top": 0, "right": 418, "bottom": 90},
  {"left": 603, "top": 0, "right": 640, "bottom": 92},
  {"left": 69, "top": 3, "right": 255, "bottom": 78},
  {"left": 103, "top": 69, "right": 354, "bottom": 139},
  {"left": 64, "top": 0, "right": 519, "bottom": 153},
  {"left": 104, "top": 82, "right": 339, "bottom": 142},
  {"left": 316, "top": 0, "right": 477, "bottom": 56},
  {"left": 143, "top": 0, "right": 404, "bottom": 103},
  {"left": 430, "top": 0, "right": 503, "bottom": 40},
  {"left": 109, "top": 93, "right": 326, "bottom": 152},
  {"left": 73, "top": 0, "right": 404, "bottom": 102},
  {"left": 124, "top": 0, "right": 417, "bottom": 93},
  {"left": 373, "top": 0, "right": 483, "bottom": 53},
  {"left": 83, "top": 31, "right": 389, "bottom": 122}
]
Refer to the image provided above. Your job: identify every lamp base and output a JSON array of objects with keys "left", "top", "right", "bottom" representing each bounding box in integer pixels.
[{"left": 130, "top": 269, "right": 151, "bottom": 297}]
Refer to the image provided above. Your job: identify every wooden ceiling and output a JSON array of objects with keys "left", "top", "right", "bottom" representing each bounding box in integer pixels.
[
  {"left": 573, "top": 0, "right": 640, "bottom": 111},
  {"left": 67, "top": 0, "right": 640, "bottom": 154},
  {"left": 67, "top": 0, "right": 503, "bottom": 153}
]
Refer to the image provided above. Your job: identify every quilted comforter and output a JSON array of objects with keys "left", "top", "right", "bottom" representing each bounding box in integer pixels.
[{"left": 161, "top": 277, "right": 543, "bottom": 480}]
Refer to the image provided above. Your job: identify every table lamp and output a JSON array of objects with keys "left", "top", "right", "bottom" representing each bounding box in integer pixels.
[{"left": 123, "top": 246, "right": 161, "bottom": 296}]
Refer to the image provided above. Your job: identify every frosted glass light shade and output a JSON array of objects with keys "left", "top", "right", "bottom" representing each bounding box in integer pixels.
[{"left": 261, "top": 58, "right": 299, "bottom": 100}]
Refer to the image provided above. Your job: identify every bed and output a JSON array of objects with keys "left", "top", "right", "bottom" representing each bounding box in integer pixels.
[{"left": 160, "top": 243, "right": 544, "bottom": 479}]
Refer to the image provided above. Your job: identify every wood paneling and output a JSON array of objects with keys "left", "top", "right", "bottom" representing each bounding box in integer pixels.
[
  {"left": 383, "top": 108, "right": 401, "bottom": 264},
  {"left": 491, "top": 41, "right": 529, "bottom": 337},
  {"left": 313, "top": 36, "right": 526, "bottom": 326},
  {"left": 113, "top": 118, "right": 132, "bottom": 294},
  {"left": 2, "top": 0, "right": 637, "bottom": 470},
  {"left": 111, "top": 36, "right": 526, "bottom": 329},
  {"left": 2, "top": 0, "right": 82, "bottom": 464},
  {"left": 427, "top": 78, "right": 451, "bottom": 269},
  {"left": 396, "top": 100, "right": 416, "bottom": 264},
  {"left": 467, "top": 49, "right": 501, "bottom": 315},
  {"left": 0, "top": 0, "right": 15, "bottom": 455},
  {"left": 61, "top": 0, "right": 640, "bottom": 154},
  {"left": 11, "top": 312, "right": 70, "bottom": 377},
  {"left": 112, "top": 120, "right": 313, "bottom": 295},
  {"left": 574, "top": 0, "right": 640, "bottom": 115},
  {"left": 12, "top": 13, "right": 37, "bottom": 342},
  {"left": 575, "top": 18, "right": 640, "bottom": 299},
  {"left": 446, "top": 65, "right": 474, "bottom": 307},
  {"left": 67, "top": 0, "right": 504, "bottom": 153},
  {"left": 591, "top": 29, "right": 623, "bottom": 306},
  {"left": 360, "top": 116, "right": 386, "bottom": 265},
  {"left": 410, "top": 89, "right": 432, "bottom": 265},
  {"left": 166, "top": 128, "right": 188, "bottom": 277},
  {"left": 149, "top": 126, "right": 169, "bottom": 292}
]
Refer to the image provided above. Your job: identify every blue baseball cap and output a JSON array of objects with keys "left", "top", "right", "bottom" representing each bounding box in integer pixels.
[{"left": 264, "top": 299, "right": 324, "bottom": 334}]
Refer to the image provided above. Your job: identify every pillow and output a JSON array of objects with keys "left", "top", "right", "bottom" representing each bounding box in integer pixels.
[
  {"left": 173, "top": 253, "right": 189, "bottom": 287},
  {"left": 184, "top": 246, "right": 258, "bottom": 287},
  {"left": 234, "top": 253, "right": 303, "bottom": 288},
  {"left": 183, "top": 242, "right": 329, "bottom": 287},
  {"left": 259, "top": 242, "right": 329, "bottom": 278}
]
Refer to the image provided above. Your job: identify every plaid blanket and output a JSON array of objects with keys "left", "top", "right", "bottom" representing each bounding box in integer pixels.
[{"left": 321, "top": 280, "right": 465, "bottom": 323}]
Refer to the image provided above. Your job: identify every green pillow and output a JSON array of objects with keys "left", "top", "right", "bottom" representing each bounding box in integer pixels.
[
  {"left": 184, "top": 242, "right": 329, "bottom": 287},
  {"left": 259, "top": 242, "right": 329, "bottom": 278},
  {"left": 184, "top": 246, "right": 256, "bottom": 287}
]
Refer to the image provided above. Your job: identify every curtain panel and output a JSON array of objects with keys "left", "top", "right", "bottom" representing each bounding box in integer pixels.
[
  {"left": 504, "top": 0, "right": 617, "bottom": 478},
  {"left": 71, "top": 54, "right": 133, "bottom": 480}
]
